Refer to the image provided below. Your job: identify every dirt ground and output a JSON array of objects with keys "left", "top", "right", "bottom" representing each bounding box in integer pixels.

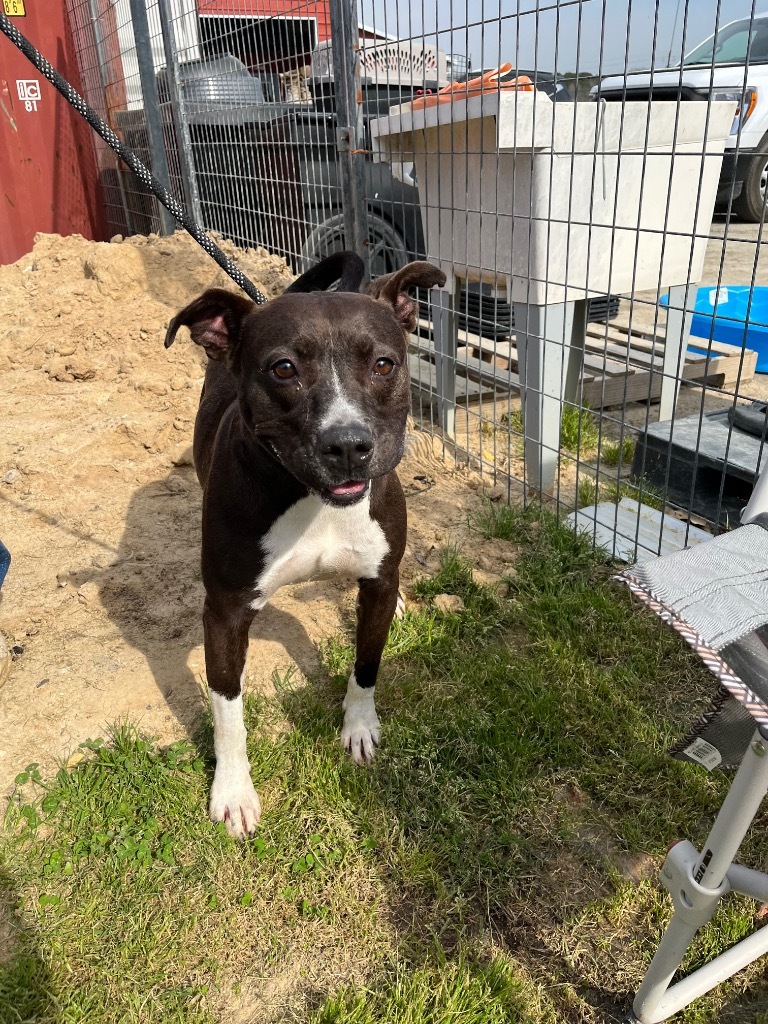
[{"left": 0, "top": 231, "right": 506, "bottom": 793}]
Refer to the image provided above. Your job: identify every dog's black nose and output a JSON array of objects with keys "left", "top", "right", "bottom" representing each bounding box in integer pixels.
[{"left": 319, "top": 424, "right": 374, "bottom": 474}]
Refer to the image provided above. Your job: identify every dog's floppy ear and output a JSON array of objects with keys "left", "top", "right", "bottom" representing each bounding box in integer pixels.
[
  {"left": 285, "top": 252, "right": 365, "bottom": 294},
  {"left": 367, "top": 262, "right": 447, "bottom": 333},
  {"left": 164, "top": 288, "right": 254, "bottom": 361}
]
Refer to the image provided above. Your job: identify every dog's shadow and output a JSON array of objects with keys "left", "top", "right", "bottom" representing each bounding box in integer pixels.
[{"left": 71, "top": 457, "right": 320, "bottom": 736}]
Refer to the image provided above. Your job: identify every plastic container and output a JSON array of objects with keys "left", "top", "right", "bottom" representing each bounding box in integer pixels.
[
  {"left": 370, "top": 92, "right": 734, "bottom": 303},
  {"left": 660, "top": 285, "right": 768, "bottom": 372},
  {"left": 156, "top": 56, "right": 265, "bottom": 108}
]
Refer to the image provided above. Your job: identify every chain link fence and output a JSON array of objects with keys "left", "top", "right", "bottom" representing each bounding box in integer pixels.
[{"left": 68, "top": 0, "right": 768, "bottom": 558}]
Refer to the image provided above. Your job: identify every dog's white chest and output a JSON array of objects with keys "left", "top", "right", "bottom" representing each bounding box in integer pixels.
[{"left": 251, "top": 494, "right": 389, "bottom": 608}]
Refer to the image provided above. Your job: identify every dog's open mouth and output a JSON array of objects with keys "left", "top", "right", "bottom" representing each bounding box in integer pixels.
[{"left": 323, "top": 480, "right": 369, "bottom": 504}]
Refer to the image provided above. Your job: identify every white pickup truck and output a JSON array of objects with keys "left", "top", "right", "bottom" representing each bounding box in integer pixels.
[{"left": 593, "top": 14, "right": 768, "bottom": 221}]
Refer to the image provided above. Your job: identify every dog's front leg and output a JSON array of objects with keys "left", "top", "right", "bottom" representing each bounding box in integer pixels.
[
  {"left": 342, "top": 573, "right": 400, "bottom": 765},
  {"left": 203, "top": 597, "right": 261, "bottom": 838}
]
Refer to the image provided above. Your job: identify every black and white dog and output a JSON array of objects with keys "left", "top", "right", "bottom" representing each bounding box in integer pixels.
[{"left": 165, "top": 254, "right": 446, "bottom": 837}]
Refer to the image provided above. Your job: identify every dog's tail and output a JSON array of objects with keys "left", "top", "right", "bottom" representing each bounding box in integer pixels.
[{"left": 285, "top": 252, "right": 365, "bottom": 295}]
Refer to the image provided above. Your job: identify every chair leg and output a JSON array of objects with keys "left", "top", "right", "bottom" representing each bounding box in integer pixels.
[
  {"left": 629, "top": 842, "right": 727, "bottom": 1023},
  {"left": 630, "top": 727, "right": 768, "bottom": 1024}
]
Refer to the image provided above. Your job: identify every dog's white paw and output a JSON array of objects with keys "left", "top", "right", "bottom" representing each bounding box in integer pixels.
[
  {"left": 341, "top": 712, "right": 381, "bottom": 765},
  {"left": 342, "top": 678, "right": 381, "bottom": 766},
  {"left": 209, "top": 771, "right": 262, "bottom": 838}
]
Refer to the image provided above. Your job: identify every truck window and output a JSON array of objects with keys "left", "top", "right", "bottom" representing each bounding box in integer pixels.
[{"left": 683, "top": 19, "right": 768, "bottom": 67}]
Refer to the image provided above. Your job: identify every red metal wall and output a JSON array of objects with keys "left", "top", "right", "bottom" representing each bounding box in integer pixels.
[
  {"left": 199, "top": 0, "right": 331, "bottom": 42},
  {"left": 0, "top": 2, "right": 106, "bottom": 265}
]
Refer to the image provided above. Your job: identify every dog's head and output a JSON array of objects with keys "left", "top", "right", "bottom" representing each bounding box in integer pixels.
[{"left": 165, "top": 253, "right": 446, "bottom": 506}]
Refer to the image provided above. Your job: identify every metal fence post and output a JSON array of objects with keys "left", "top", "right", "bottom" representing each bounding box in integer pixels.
[
  {"left": 128, "top": 0, "right": 175, "bottom": 235},
  {"left": 156, "top": 0, "right": 203, "bottom": 227},
  {"left": 86, "top": 0, "right": 134, "bottom": 235},
  {"left": 328, "top": 0, "right": 370, "bottom": 280}
]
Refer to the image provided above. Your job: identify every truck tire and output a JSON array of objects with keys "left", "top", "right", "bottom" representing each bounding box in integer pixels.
[
  {"left": 300, "top": 211, "right": 409, "bottom": 279},
  {"left": 733, "top": 151, "right": 768, "bottom": 221}
]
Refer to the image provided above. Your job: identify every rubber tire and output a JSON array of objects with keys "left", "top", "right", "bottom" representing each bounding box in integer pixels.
[
  {"left": 300, "top": 211, "right": 409, "bottom": 280},
  {"left": 733, "top": 151, "right": 768, "bottom": 221}
]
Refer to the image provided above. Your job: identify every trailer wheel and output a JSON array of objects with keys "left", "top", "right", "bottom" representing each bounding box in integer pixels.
[{"left": 300, "top": 211, "right": 409, "bottom": 279}]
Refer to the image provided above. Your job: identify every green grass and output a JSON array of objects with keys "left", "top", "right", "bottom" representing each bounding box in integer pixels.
[
  {"left": 502, "top": 406, "right": 600, "bottom": 458},
  {"left": 3, "top": 505, "right": 767, "bottom": 1023},
  {"left": 600, "top": 435, "right": 636, "bottom": 467},
  {"left": 309, "top": 950, "right": 544, "bottom": 1024},
  {"left": 577, "top": 473, "right": 665, "bottom": 512},
  {"left": 560, "top": 404, "right": 600, "bottom": 455}
]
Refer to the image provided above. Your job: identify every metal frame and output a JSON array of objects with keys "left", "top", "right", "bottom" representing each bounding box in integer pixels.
[
  {"left": 626, "top": 462, "right": 768, "bottom": 1022},
  {"left": 156, "top": 0, "right": 203, "bottom": 226},
  {"left": 328, "top": 0, "right": 369, "bottom": 278},
  {"left": 628, "top": 727, "right": 768, "bottom": 1023},
  {"left": 127, "top": 0, "right": 174, "bottom": 235}
]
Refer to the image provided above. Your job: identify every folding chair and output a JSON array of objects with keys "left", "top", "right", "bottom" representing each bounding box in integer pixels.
[{"left": 618, "top": 470, "right": 768, "bottom": 1023}]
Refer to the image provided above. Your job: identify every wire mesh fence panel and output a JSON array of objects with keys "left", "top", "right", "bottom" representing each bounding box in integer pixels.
[
  {"left": 64, "top": 0, "right": 768, "bottom": 559},
  {"left": 360, "top": 0, "right": 768, "bottom": 560}
]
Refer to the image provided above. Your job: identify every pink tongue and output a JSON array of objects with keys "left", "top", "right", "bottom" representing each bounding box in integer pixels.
[{"left": 329, "top": 481, "right": 366, "bottom": 496}]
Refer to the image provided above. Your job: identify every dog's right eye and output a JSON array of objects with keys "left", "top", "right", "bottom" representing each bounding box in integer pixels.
[{"left": 271, "top": 360, "right": 297, "bottom": 380}]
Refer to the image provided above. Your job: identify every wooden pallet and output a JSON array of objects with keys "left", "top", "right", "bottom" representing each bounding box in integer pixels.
[
  {"left": 408, "top": 321, "right": 506, "bottom": 406},
  {"left": 409, "top": 319, "right": 758, "bottom": 409},
  {"left": 411, "top": 321, "right": 520, "bottom": 405},
  {"left": 407, "top": 351, "right": 492, "bottom": 404}
]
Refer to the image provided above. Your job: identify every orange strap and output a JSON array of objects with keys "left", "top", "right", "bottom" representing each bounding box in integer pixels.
[{"left": 409, "top": 63, "right": 534, "bottom": 109}]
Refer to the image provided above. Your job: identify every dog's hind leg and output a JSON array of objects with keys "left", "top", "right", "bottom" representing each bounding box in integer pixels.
[
  {"left": 203, "top": 597, "right": 261, "bottom": 838},
  {"left": 342, "top": 573, "right": 400, "bottom": 765}
]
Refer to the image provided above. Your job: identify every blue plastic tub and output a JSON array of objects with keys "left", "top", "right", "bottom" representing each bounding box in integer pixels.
[{"left": 659, "top": 285, "right": 768, "bottom": 373}]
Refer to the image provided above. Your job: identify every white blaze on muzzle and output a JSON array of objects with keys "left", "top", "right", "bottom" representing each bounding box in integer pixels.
[{"left": 318, "top": 362, "right": 367, "bottom": 432}]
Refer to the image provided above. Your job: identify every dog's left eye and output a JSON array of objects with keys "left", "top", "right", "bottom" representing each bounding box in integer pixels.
[
  {"left": 373, "top": 358, "right": 395, "bottom": 377},
  {"left": 271, "top": 360, "right": 297, "bottom": 380}
]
